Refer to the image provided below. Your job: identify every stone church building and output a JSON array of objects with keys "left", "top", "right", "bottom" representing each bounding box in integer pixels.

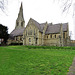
[{"left": 8, "top": 3, "right": 70, "bottom": 46}]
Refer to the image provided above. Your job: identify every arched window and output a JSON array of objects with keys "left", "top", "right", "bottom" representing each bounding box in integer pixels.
[
  {"left": 63, "top": 32, "right": 65, "bottom": 38},
  {"left": 28, "top": 30, "right": 32, "bottom": 35},
  {"left": 47, "top": 35, "right": 48, "bottom": 39},
  {"left": 34, "top": 29, "right": 35, "bottom": 35},
  {"left": 29, "top": 38, "right": 31, "bottom": 42},
  {"left": 17, "top": 22, "right": 19, "bottom": 26},
  {"left": 16, "top": 36, "right": 18, "bottom": 41},
  {"left": 20, "top": 36, "right": 23, "bottom": 41},
  {"left": 50, "top": 34, "right": 52, "bottom": 38},
  {"left": 55, "top": 35, "right": 56, "bottom": 38},
  {"left": 21, "top": 22, "right": 23, "bottom": 27}
]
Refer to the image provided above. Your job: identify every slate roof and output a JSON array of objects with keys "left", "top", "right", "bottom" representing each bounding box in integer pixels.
[
  {"left": 9, "top": 18, "right": 68, "bottom": 39},
  {"left": 62, "top": 23, "right": 68, "bottom": 32},
  {"left": 9, "top": 34, "right": 14, "bottom": 40},
  {"left": 30, "top": 18, "right": 42, "bottom": 32},
  {"left": 45, "top": 24, "right": 61, "bottom": 34},
  {"left": 30, "top": 18, "right": 68, "bottom": 34},
  {"left": 30, "top": 18, "right": 46, "bottom": 32},
  {"left": 40, "top": 23, "right": 46, "bottom": 32},
  {"left": 9, "top": 28, "right": 25, "bottom": 39},
  {"left": 45, "top": 23, "right": 68, "bottom": 34}
]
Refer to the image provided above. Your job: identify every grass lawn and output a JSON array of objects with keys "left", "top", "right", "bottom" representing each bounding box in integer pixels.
[{"left": 0, "top": 46, "right": 75, "bottom": 75}]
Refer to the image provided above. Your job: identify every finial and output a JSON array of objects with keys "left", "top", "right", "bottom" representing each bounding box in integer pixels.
[
  {"left": 20, "top": 2, "right": 23, "bottom": 9},
  {"left": 21, "top": 2, "right": 23, "bottom": 7}
]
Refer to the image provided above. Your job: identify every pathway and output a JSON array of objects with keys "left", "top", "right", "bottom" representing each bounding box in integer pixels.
[{"left": 67, "top": 57, "right": 75, "bottom": 75}]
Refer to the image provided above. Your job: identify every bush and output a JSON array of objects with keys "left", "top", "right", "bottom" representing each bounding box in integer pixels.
[{"left": 9, "top": 43, "right": 23, "bottom": 45}]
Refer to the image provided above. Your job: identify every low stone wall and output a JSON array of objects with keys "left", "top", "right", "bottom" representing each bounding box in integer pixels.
[{"left": 69, "top": 43, "right": 75, "bottom": 46}]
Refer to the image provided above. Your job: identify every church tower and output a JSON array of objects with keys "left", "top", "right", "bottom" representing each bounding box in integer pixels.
[{"left": 15, "top": 2, "right": 25, "bottom": 29}]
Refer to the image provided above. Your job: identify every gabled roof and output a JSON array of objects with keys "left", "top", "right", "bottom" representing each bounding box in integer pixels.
[
  {"left": 40, "top": 23, "right": 46, "bottom": 32},
  {"left": 9, "top": 17, "right": 68, "bottom": 40},
  {"left": 45, "top": 23, "right": 68, "bottom": 34},
  {"left": 9, "top": 34, "right": 14, "bottom": 40},
  {"left": 45, "top": 24, "right": 61, "bottom": 34},
  {"left": 10, "top": 28, "right": 25, "bottom": 37},
  {"left": 62, "top": 23, "right": 68, "bottom": 32},
  {"left": 28, "top": 18, "right": 68, "bottom": 34},
  {"left": 30, "top": 18, "right": 46, "bottom": 32},
  {"left": 30, "top": 18, "right": 41, "bottom": 31}
]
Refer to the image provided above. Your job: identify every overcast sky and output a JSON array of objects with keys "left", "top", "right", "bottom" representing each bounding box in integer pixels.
[{"left": 0, "top": 0, "right": 75, "bottom": 40}]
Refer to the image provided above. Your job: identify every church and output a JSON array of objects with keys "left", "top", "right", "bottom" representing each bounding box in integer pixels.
[{"left": 8, "top": 3, "right": 70, "bottom": 46}]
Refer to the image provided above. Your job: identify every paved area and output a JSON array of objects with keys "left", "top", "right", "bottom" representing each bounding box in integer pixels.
[{"left": 67, "top": 57, "right": 75, "bottom": 75}]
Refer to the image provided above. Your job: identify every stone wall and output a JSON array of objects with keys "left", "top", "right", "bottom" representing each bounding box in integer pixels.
[
  {"left": 7, "top": 35, "right": 23, "bottom": 45},
  {"left": 44, "top": 34, "right": 60, "bottom": 46},
  {"left": 23, "top": 19, "right": 41, "bottom": 45}
]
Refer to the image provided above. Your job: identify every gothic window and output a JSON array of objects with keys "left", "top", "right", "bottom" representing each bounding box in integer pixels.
[
  {"left": 20, "top": 36, "right": 23, "bottom": 41},
  {"left": 29, "top": 38, "right": 31, "bottom": 42},
  {"left": 63, "top": 32, "right": 65, "bottom": 38},
  {"left": 55, "top": 35, "right": 56, "bottom": 38},
  {"left": 15, "top": 37, "right": 16, "bottom": 41},
  {"left": 36, "top": 38, "right": 38, "bottom": 44},
  {"left": 28, "top": 30, "right": 32, "bottom": 35},
  {"left": 59, "top": 35, "right": 61, "bottom": 38},
  {"left": 21, "top": 22, "right": 23, "bottom": 27},
  {"left": 16, "top": 36, "right": 18, "bottom": 41},
  {"left": 50, "top": 34, "right": 52, "bottom": 38},
  {"left": 47, "top": 35, "right": 48, "bottom": 39},
  {"left": 17, "top": 22, "right": 19, "bottom": 26}
]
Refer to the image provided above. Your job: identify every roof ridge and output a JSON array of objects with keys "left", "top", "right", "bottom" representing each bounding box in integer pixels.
[
  {"left": 40, "top": 22, "right": 46, "bottom": 25},
  {"left": 29, "top": 18, "right": 42, "bottom": 31},
  {"left": 30, "top": 18, "right": 40, "bottom": 24}
]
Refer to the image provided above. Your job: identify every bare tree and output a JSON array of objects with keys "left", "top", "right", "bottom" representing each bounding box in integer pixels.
[
  {"left": 0, "top": 0, "right": 74, "bottom": 14},
  {"left": 0, "top": 0, "right": 8, "bottom": 13},
  {"left": 54, "top": 0, "right": 74, "bottom": 14},
  {"left": 61, "top": 0, "right": 73, "bottom": 12}
]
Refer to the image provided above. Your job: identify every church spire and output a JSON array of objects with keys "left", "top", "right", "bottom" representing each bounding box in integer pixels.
[
  {"left": 15, "top": 2, "right": 25, "bottom": 29},
  {"left": 17, "top": 2, "right": 24, "bottom": 21}
]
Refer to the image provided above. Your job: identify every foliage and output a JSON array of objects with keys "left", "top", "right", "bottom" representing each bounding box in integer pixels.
[
  {"left": 9, "top": 43, "right": 23, "bottom": 45},
  {"left": 0, "top": 46, "right": 75, "bottom": 75},
  {"left": 0, "top": 24, "right": 9, "bottom": 44}
]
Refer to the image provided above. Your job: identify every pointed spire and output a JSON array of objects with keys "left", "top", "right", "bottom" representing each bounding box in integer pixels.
[
  {"left": 20, "top": 2, "right": 23, "bottom": 13},
  {"left": 17, "top": 2, "right": 24, "bottom": 21},
  {"left": 15, "top": 2, "right": 25, "bottom": 29}
]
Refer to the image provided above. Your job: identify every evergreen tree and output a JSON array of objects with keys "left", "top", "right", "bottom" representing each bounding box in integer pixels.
[{"left": 0, "top": 24, "right": 9, "bottom": 44}]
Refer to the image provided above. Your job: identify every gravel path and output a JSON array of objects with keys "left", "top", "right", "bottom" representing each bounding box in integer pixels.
[{"left": 67, "top": 57, "right": 75, "bottom": 75}]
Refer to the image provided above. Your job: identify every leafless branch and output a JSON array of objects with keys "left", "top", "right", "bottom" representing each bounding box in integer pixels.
[
  {"left": 54, "top": 0, "right": 73, "bottom": 15},
  {"left": 0, "top": 0, "right": 8, "bottom": 14},
  {"left": 62, "top": 0, "right": 73, "bottom": 12}
]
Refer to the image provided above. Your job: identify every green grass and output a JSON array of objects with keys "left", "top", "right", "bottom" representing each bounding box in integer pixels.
[{"left": 0, "top": 46, "right": 75, "bottom": 75}]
